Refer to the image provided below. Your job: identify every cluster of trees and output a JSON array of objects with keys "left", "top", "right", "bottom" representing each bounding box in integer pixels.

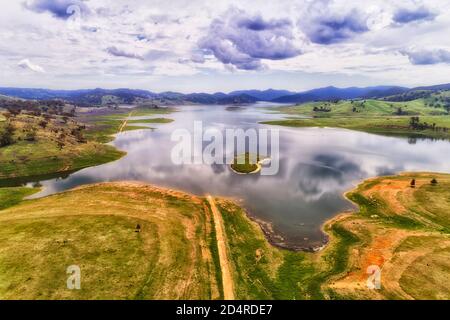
[
  {"left": 395, "top": 107, "right": 408, "bottom": 115},
  {"left": 410, "top": 178, "right": 439, "bottom": 188},
  {"left": 0, "top": 99, "right": 86, "bottom": 150},
  {"left": 0, "top": 121, "right": 14, "bottom": 147},
  {"left": 427, "top": 97, "right": 450, "bottom": 113},
  {"left": 386, "top": 90, "right": 433, "bottom": 102},
  {"left": 350, "top": 100, "right": 366, "bottom": 113},
  {"left": 409, "top": 116, "right": 449, "bottom": 132},
  {"left": 0, "top": 99, "right": 74, "bottom": 118},
  {"left": 313, "top": 106, "right": 331, "bottom": 112}
]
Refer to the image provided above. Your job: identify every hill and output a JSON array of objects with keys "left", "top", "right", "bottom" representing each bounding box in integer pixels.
[
  {"left": 2, "top": 83, "right": 450, "bottom": 106},
  {"left": 272, "top": 86, "right": 408, "bottom": 103},
  {"left": 382, "top": 83, "right": 450, "bottom": 102},
  {"left": 262, "top": 98, "right": 450, "bottom": 139},
  {"left": 1, "top": 173, "right": 449, "bottom": 299},
  {"left": 0, "top": 88, "right": 258, "bottom": 106},
  {"left": 229, "top": 89, "right": 295, "bottom": 101}
]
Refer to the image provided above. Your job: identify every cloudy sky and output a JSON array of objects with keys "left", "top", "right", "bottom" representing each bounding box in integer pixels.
[{"left": 1, "top": 0, "right": 450, "bottom": 92}]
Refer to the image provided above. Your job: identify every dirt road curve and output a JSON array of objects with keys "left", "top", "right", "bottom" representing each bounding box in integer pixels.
[
  {"left": 206, "top": 195, "right": 235, "bottom": 300},
  {"left": 118, "top": 111, "right": 134, "bottom": 133}
]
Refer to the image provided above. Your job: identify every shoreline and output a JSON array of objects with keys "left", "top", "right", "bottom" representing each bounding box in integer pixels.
[
  {"left": 2, "top": 105, "right": 447, "bottom": 253},
  {"left": 3, "top": 170, "right": 448, "bottom": 256}
]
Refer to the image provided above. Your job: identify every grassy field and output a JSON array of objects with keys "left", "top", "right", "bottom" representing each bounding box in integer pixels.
[
  {"left": 0, "top": 107, "right": 174, "bottom": 180},
  {"left": 263, "top": 116, "right": 450, "bottom": 139},
  {"left": 325, "top": 173, "right": 450, "bottom": 299},
  {"left": 216, "top": 172, "right": 450, "bottom": 300},
  {"left": 0, "top": 113, "right": 125, "bottom": 180},
  {"left": 82, "top": 108, "right": 174, "bottom": 143},
  {"left": 272, "top": 99, "right": 448, "bottom": 117},
  {"left": 263, "top": 99, "right": 450, "bottom": 139},
  {"left": 230, "top": 153, "right": 260, "bottom": 174},
  {"left": 0, "top": 182, "right": 221, "bottom": 300},
  {"left": 0, "top": 187, "right": 40, "bottom": 210},
  {"left": 0, "top": 173, "right": 449, "bottom": 300}
]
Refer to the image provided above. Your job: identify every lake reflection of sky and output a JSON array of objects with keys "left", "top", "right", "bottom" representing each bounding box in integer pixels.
[{"left": 28, "top": 104, "right": 450, "bottom": 248}]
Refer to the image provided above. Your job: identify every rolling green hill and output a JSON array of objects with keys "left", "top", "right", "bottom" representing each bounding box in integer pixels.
[
  {"left": 273, "top": 98, "right": 448, "bottom": 117},
  {"left": 263, "top": 98, "right": 450, "bottom": 139}
]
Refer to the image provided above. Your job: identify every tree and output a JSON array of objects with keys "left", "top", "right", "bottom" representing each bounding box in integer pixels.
[
  {"left": 409, "top": 116, "right": 420, "bottom": 129},
  {"left": 38, "top": 120, "right": 48, "bottom": 129},
  {"left": 410, "top": 179, "right": 416, "bottom": 188},
  {"left": 24, "top": 127, "right": 37, "bottom": 141},
  {"left": 431, "top": 178, "right": 438, "bottom": 185},
  {"left": 0, "top": 121, "right": 14, "bottom": 147},
  {"left": 57, "top": 140, "right": 65, "bottom": 150}
]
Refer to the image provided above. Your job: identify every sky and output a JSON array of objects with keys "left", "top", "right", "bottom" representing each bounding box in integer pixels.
[{"left": 1, "top": 0, "right": 450, "bottom": 93}]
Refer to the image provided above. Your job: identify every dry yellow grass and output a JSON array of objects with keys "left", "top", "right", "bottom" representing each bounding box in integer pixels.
[
  {"left": 1, "top": 173, "right": 449, "bottom": 300},
  {"left": 0, "top": 182, "right": 221, "bottom": 300},
  {"left": 324, "top": 173, "right": 450, "bottom": 299}
]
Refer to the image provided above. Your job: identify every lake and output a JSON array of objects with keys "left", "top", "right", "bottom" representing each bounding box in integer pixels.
[{"left": 20, "top": 104, "right": 450, "bottom": 249}]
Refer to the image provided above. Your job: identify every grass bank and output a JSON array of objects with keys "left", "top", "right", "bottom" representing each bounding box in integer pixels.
[
  {"left": 0, "top": 182, "right": 221, "bottom": 300},
  {"left": 1, "top": 173, "right": 449, "bottom": 299},
  {"left": 262, "top": 99, "right": 450, "bottom": 139},
  {"left": 81, "top": 107, "right": 175, "bottom": 143},
  {"left": 215, "top": 172, "right": 450, "bottom": 300},
  {"left": 0, "top": 107, "right": 174, "bottom": 180}
]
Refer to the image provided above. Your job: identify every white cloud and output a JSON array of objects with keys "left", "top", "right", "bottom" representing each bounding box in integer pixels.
[
  {"left": 17, "top": 59, "right": 45, "bottom": 73},
  {"left": 0, "top": 0, "right": 449, "bottom": 91}
]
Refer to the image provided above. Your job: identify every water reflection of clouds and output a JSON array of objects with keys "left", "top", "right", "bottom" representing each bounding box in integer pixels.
[
  {"left": 28, "top": 105, "right": 450, "bottom": 247},
  {"left": 293, "top": 153, "right": 365, "bottom": 202}
]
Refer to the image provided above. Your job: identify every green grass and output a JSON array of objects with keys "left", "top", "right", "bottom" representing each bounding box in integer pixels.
[
  {"left": 0, "top": 187, "right": 40, "bottom": 210},
  {"left": 0, "top": 183, "right": 219, "bottom": 300},
  {"left": 217, "top": 199, "right": 332, "bottom": 300},
  {"left": 230, "top": 153, "right": 260, "bottom": 174},
  {"left": 84, "top": 112, "right": 174, "bottom": 143},
  {"left": 127, "top": 118, "right": 174, "bottom": 124},
  {"left": 0, "top": 139, "right": 124, "bottom": 180},
  {"left": 206, "top": 202, "right": 224, "bottom": 300},
  {"left": 263, "top": 99, "right": 450, "bottom": 139},
  {"left": 262, "top": 116, "right": 450, "bottom": 139},
  {"left": 0, "top": 107, "right": 175, "bottom": 180},
  {"left": 271, "top": 99, "right": 448, "bottom": 117},
  {"left": 1, "top": 174, "right": 449, "bottom": 299},
  {"left": 132, "top": 107, "right": 175, "bottom": 117},
  {"left": 217, "top": 172, "right": 450, "bottom": 300}
]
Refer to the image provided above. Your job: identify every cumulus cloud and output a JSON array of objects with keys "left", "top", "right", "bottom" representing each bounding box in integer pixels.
[
  {"left": 403, "top": 49, "right": 450, "bottom": 65},
  {"left": 199, "top": 8, "right": 301, "bottom": 70},
  {"left": 25, "top": 0, "right": 90, "bottom": 20},
  {"left": 106, "top": 46, "right": 143, "bottom": 60},
  {"left": 299, "top": 1, "right": 369, "bottom": 45},
  {"left": 144, "top": 50, "right": 174, "bottom": 61},
  {"left": 393, "top": 6, "right": 437, "bottom": 25},
  {"left": 17, "top": 59, "right": 45, "bottom": 73},
  {"left": 107, "top": 47, "right": 174, "bottom": 62}
]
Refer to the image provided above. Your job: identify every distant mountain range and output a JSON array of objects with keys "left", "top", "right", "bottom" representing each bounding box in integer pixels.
[
  {"left": 272, "top": 86, "right": 409, "bottom": 103},
  {"left": 1, "top": 83, "right": 449, "bottom": 106}
]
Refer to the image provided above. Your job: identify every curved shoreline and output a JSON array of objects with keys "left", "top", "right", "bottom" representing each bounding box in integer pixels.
[
  {"left": 2, "top": 105, "right": 447, "bottom": 253},
  {"left": 229, "top": 157, "right": 270, "bottom": 175},
  {"left": 5, "top": 170, "right": 448, "bottom": 255}
]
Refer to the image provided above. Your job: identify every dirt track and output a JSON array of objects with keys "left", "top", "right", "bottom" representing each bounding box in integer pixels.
[
  {"left": 118, "top": 111, "right": 134, "bottom": 133},
  {"left": 207, "top": 195, "right": 235, "bottom": 300}
]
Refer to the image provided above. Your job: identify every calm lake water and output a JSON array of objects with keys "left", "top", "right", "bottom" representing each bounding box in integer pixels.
[{"left": 19, "top": 104, "right": 450, "bottom": 249}]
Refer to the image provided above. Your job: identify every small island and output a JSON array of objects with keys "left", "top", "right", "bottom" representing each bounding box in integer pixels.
[{"left": 230, "top": 153, "right": 270, "bottom": 174}]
